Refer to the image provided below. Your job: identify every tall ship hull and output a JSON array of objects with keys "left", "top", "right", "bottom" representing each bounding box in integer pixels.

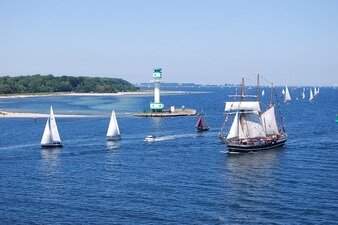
[{"left": 220, "top": 134, "right": 287, "bottom": 153}]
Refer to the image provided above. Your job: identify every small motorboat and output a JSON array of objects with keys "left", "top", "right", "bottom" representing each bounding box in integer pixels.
[{"left": 144, "top": 135, "right": 156, "bottom": 142}]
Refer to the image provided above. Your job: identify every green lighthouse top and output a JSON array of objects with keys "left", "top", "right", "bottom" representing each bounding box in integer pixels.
[{"left": 153, "top": 68, "right": 162, "bottom": 79}]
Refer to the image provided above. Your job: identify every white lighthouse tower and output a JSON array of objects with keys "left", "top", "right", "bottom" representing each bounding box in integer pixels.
[{"left": 150, "top": 68, "right": 164, "bottom": 112}]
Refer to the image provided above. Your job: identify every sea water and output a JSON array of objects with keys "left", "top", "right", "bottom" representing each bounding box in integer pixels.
[{"left": 0, "top": 87, "right": 337, "bottom": 224}]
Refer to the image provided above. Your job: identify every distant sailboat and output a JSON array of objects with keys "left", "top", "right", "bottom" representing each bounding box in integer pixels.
[
  {"left": 314, "top": 87, "right": 320, "bottom": 96},
  {"left": 261, "top": 89, "right": 265, "bottom": 97},
  {"left": 284, "top": 86, "right": 291, "bottom": 102},
  {"left": 309, "top": 89, "right": 314, "bottom": 101},
  {"left": 302, "top": 90, "right": 305, "bottom": 99},
  {"left": 107, "top": 110, "right": 121, "bottom": 141},
  {"left": 195, "top": 115, "right": 209, "bottom": 132},
  {"left": 282, "top": 89, "right": 285, "bottom": 95},
  {"left": 41, "top": 106, "right": 62, "bottom": 148}
]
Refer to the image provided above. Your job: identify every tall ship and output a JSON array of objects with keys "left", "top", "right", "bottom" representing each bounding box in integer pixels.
[{"left": 219, "top": 75, "right": 287, "bottom": 153}]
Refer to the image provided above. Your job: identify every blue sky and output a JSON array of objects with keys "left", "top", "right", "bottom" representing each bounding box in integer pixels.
[{"left": 0, "top": 0, "right": 337, "bottom": 86}]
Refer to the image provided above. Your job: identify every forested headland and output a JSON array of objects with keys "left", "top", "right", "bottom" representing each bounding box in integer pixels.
[{"left": 0, "top": 74, "right": 139, "bottom": 94}]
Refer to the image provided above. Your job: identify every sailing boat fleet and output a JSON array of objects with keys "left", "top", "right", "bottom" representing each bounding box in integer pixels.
[
  {"left": 281, "top": 86, "right": 320, "bottom": 102},
  {"left": 41, "top": 107, "right": 121, "bottom": 148},
  {"left": 38, "top": 79, "right": 321, "bottom": 153}
]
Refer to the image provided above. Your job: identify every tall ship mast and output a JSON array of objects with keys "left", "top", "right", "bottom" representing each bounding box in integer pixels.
[{"left": 219, "top": 75, "right": 287, "bottom": 153}]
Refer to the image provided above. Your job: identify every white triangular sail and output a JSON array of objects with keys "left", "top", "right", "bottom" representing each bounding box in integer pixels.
[
  {"left": 41, "top": 106, "right": 61, "bottom": 145},
  {"left": 261, "top": 106, "right": 279, "bottom": 135},
  {"left": 282, "top": 89, "right": 285, "bottom": 95},
  {"left": 309, "top": 89, "right": 314, "bottom": 101},
  {"left": 41, "top": 119, "right": 51, "bottom": 145},
  {"left": 107, "top": 110, "right": 121, "bottom": 139},
  {"left": 261, "top": 89, "right": 265, "bottom": 97},
  {"left": 302, "top": 90, "right": 305, "bottom": 99},
  {"left": 227, "top": 112, "right": 239, "bottom": 139},
  {"left": 238, "top": 112, "right": 266, "bottom": 139},
  {"left": 314, "top": 87, "right": 318, "bottom": 96},
  {"left": 284, "top": 86, "right": 291, "bottom": 102}
]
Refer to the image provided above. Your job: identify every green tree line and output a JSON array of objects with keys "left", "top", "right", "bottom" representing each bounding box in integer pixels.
[{"left": 0, "top": 74, "right": 139, "bottom": 94}]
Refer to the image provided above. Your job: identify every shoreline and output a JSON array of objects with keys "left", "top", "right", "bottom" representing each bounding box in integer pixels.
[
  {"left": 0, "top": 111, "right": 104, "bottom": 118},
  {"left": 0, "top": 90, "right": 207, "bottom": 99}
]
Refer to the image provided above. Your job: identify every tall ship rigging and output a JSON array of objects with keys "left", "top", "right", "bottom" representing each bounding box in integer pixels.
[{"left": 219, "top": 75, "right": 287, "bottom": 153}]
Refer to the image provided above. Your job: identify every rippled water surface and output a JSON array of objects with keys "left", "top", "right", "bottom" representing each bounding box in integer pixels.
[{"left": 1, "top": 87, "right": 337, "bottom": 224}]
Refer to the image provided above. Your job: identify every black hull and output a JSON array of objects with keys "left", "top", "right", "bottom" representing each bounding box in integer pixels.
[
  {"left": 107, "top": 136, "right": 121, "bottom": 141},
  {"left": 41, "top": 143, "right": 63, "bottom": 148},
  {"left": 227, "top": 139, "right": 286, "bottom": 153},
  {"left": 197, "top": 127, "right": 209, "bottom": 132}
]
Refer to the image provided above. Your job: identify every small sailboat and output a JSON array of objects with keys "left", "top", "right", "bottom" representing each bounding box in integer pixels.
[
  {"left": 309, "top": 89, "right": 314, "bottom": 101},
  {"left": 314, "top": 87, "right": 320, "bottom": 96},
  {"left": 284, "top": 86, "right": 291, "bottom": 103},
  {"left": 301, "top": 89, "right": 305, "bottom": 99},
  {"left": 261, "top": 89, "right": 265, "bottom": 97},
  {"left": 195, "top": 115, "right": 209, "bottom": 132},
  {"left": 106, "top": 110, "right": 121, "bottom": 141},
  {"left": 41, "top": 106, "right": 62, "bottom": 148},
  {"left": 219, "top": 76, "right": 287, "bottom": 153}
]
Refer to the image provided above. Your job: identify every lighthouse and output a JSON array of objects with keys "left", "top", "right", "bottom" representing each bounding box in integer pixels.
[{"left": 150, "top": 68, "right": 164, "bottom": 112}]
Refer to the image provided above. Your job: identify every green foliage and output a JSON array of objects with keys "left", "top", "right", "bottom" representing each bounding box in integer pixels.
[{"left": 0, "top": 74, "right": 139, "bottom": 94}]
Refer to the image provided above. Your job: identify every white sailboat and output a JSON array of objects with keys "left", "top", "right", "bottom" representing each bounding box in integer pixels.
[
  {"left": 261, "top": 89, "right": 265, "bottom": 97},
  {"left": 284, "top": 86, "right": 291, "bottom": 102},
  {"left": 309, "top": 89, "right": 314, "bottom": 101},
  {"left": 41, "top": 106, "right": 62, "bottom": 148},
  {"left": 314, "top": 87, "right": 320, "bottom": 96},
  {"left": 302, "top": 89, "right": 305, "bottom": 99},
  {"left": 106, "top": 110, "right": 121, "bottom": 141}
]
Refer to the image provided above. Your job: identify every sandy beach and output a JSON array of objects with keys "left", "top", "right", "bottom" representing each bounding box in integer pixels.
[
  {"left": 0, "top": 90, "right": 205, "bottom": 99},
  {"left": 0, "top": 111, "right": 103, "bottom": 118}
]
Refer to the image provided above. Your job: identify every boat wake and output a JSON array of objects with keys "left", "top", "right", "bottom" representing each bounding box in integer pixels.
[{"left": 145, "top": 133, "right": 197, "bottom": 142}]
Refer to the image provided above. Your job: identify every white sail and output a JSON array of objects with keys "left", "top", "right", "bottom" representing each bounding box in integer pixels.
[
  {"left": 49, "top": 106, "right": 61, "bottom": 142},
  {"left": 41, "top": 119, "right": 51, "bottom": 145},
  {"left": 107, "top": 110, "right": 121, "bottom": 139},
  {"left": 261, "top": 106, "right": 279, "bottom": 135},
  {"left": 302, "top": 90, "right": 305, "bottom": 99},
  {"left": 282, "top": 89, "right": 285, "bottom": 95},
  {"left": 284, "top": 86, "right": 291, "bottom": 102},
  {"left": 227, "top": 112, "right": 239, "bottom": 139},
  {"left": 261, "top": 89, "right": 265, "bottom": 97},
  {"left": 224, "top": 101, "right": 261, "bottom": 112},
  {"left": 238, "top": 112, "right": 266, "bottom": 139},
  {"left": 309, "top": 89, "right": 314, "bottom": 101},
  {"left": 41, "top": 106, "right": 61, "bottom": 145}
]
